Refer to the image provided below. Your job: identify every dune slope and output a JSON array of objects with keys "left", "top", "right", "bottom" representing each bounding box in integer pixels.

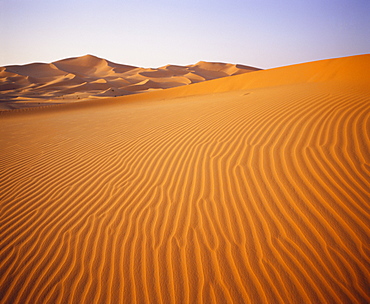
[
  {"left": 0, "top": 55, "right": 369, "bottom": 304},
  {"left": 0, "top": 55, "right": 260, "bottom": 110}
]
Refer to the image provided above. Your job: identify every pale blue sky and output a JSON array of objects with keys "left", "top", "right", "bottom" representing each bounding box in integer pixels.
[{"left": 1, "top": 0, "right": 369, "bottom": 68}]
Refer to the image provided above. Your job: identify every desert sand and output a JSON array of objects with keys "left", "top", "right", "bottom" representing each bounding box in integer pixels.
[
  {"left": 0, "top": 54, "right": 369, "bottom": 303},
  {"left": 0, "top": 55, "right": 259, "bottom": 110}
]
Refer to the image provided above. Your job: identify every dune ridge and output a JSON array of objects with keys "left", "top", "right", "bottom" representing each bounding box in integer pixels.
[
  {"left": 0, "top": 54, "right": 369, "bottom": 303},
  {"left": 0, "top": 55, "right": 259, "bottom": 110}
]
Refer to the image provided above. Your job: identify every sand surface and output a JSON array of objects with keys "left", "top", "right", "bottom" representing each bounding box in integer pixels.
[
  {"left": 1, "top": 54, "right": 369, "bottom": 303},
  {"left": 0, "top": 55, "right": 259, "bottom": 110}
]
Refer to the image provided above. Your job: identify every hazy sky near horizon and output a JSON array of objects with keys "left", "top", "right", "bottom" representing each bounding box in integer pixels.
[{"left": 1, "top": 0, "right": 369, "bottom": 68}]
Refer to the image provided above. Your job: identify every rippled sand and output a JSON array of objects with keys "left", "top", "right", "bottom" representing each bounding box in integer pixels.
[{"left": 1, "top": 54, "right": 369, "bottom": 303}]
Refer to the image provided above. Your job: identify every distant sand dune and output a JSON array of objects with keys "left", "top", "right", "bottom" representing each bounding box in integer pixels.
[
  {"left": 0, "top": 55, "right": 369, "bottom": 303},
  {"left": 0, "top": 55, "right": 259, "bottom": 110}
]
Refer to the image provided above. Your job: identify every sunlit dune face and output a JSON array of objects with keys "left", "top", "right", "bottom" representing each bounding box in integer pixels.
[{"left": 0, "top": 55, "right": 369, "bottom": 304}]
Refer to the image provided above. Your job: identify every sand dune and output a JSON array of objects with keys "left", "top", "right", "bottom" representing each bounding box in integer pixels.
[
  {"left": 0, "top": 55, "right": 259, "bottom": 110},
  {"left": 0, "top": 54, "right": 369, "bottom": 303}
]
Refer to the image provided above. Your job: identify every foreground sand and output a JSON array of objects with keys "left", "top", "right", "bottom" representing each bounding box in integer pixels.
[{"left": 0, "top": 55, "right": 369, "bottom": 303}]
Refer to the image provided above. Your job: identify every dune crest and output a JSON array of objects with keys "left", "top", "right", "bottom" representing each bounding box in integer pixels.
[
  {"left": 0, "top": 55, "right": 260, "bottom": 110},
  {"left": 1, "top": 55, "right": 369, "bottom": 303}
]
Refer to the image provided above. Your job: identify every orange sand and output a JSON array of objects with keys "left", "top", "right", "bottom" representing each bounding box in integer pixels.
[
  {"left": 0, "top": 54, "right": 369, "bottom": 303},
  {"left": 0, "top": 55, "right": 259, "bottom": 110}
]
